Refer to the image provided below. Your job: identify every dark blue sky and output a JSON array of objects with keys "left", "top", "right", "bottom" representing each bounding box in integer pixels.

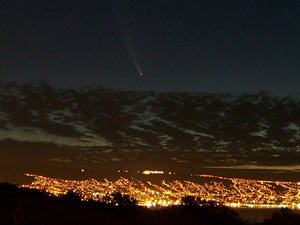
[{"left": 0, "top": 0, "right": 299, "bottom": 94}]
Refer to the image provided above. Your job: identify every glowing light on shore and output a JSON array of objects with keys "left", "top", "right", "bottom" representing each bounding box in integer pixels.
[{"left": 142, "top": 170, "right": 164, "bottom": 175}]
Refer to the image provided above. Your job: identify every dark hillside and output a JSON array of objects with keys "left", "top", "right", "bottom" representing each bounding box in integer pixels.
[{"left": 0, "top": 183, "right": 249, "bottom": 225}]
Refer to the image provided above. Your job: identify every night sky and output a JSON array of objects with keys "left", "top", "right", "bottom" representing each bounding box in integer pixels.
[
  {"left": 1, "top": 1, "right": 300, "bottom": 184},
  {"left": 1, "top": 0, "right": 299, "bottom": 94}
]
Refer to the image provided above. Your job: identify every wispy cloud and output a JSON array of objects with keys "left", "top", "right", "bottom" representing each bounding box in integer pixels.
[
  {"left": 50, "top": 158, "right": 73, "bottom": 163},
  {"left": 111, "top": 157, "right": 122, "bottom": 162},
  {"left": 102, "top": 149, "right": 113, "bottom": 153},
  {"left": 206, "top": 164, "right": 300, "bottom": 171}
]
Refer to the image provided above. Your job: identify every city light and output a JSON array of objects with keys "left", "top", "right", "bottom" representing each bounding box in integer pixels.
[
  {"left": 142, "top": 170, "right": 164, "bottom": 175},
  {"left": 21, "top": 173, "right": 300, "bottom": 208}
]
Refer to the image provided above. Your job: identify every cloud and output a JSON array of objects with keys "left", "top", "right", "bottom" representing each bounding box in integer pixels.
[
  {"left": 50, "top": 158, "right": 73, "bottom": 163},
  {"left": 111, "top": 157, "right": 122, "bottom": 162},
  {"left": 102, "top": 149, "right": 113, "bottom": 153},
  {"left": 176, "top": 160, "right": 189, "bottom": 163},
  {"left": 90, "top": 160, "right": 103, "bottom": 163},
  {"left": 205, "top": 164, "right": 300, "bottom": 171},
  {"left": 172, "top": 157, "right": 189, "bottom": 163}
]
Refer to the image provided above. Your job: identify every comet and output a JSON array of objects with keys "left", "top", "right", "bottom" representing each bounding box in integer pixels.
[
  {"left": 134, "top": 59, "right": 143, "bottom": 76},
  {"left": 113, "top": 2, "right": 144, "bottom": 77},
  {"left": 126, "top": 41, "right": 144, "bottom": 76}
]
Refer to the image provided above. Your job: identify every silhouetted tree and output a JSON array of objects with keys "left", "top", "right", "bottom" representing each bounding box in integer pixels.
[
  {"left": 181, "top": 195, "right": 196, "bottom": 205},
  {"left": 207, "top": 200, "right": 217, "bottom": 207},
  {"left": 111, "top": 192, "right": 137, "bottom": 206},
  {"left": 196, "top": 197, "right": 208, "bottom": 206}
]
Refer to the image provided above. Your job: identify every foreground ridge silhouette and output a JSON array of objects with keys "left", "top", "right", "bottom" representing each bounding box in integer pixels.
[{"left": 1, "top": 182, "right": 300, "bottom": 225}]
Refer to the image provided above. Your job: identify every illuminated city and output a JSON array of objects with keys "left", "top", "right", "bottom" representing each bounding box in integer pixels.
[{"left": 21, "top": 173, "right": 300, "bottom": 209}]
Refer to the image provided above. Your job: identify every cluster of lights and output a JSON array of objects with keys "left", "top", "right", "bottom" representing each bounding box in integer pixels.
[
  {"left": 142, "top": 170, "right": 164, "bottom": 175},
  {"left": 20, "top": 173, "right": 300, "bottom": 209}
]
